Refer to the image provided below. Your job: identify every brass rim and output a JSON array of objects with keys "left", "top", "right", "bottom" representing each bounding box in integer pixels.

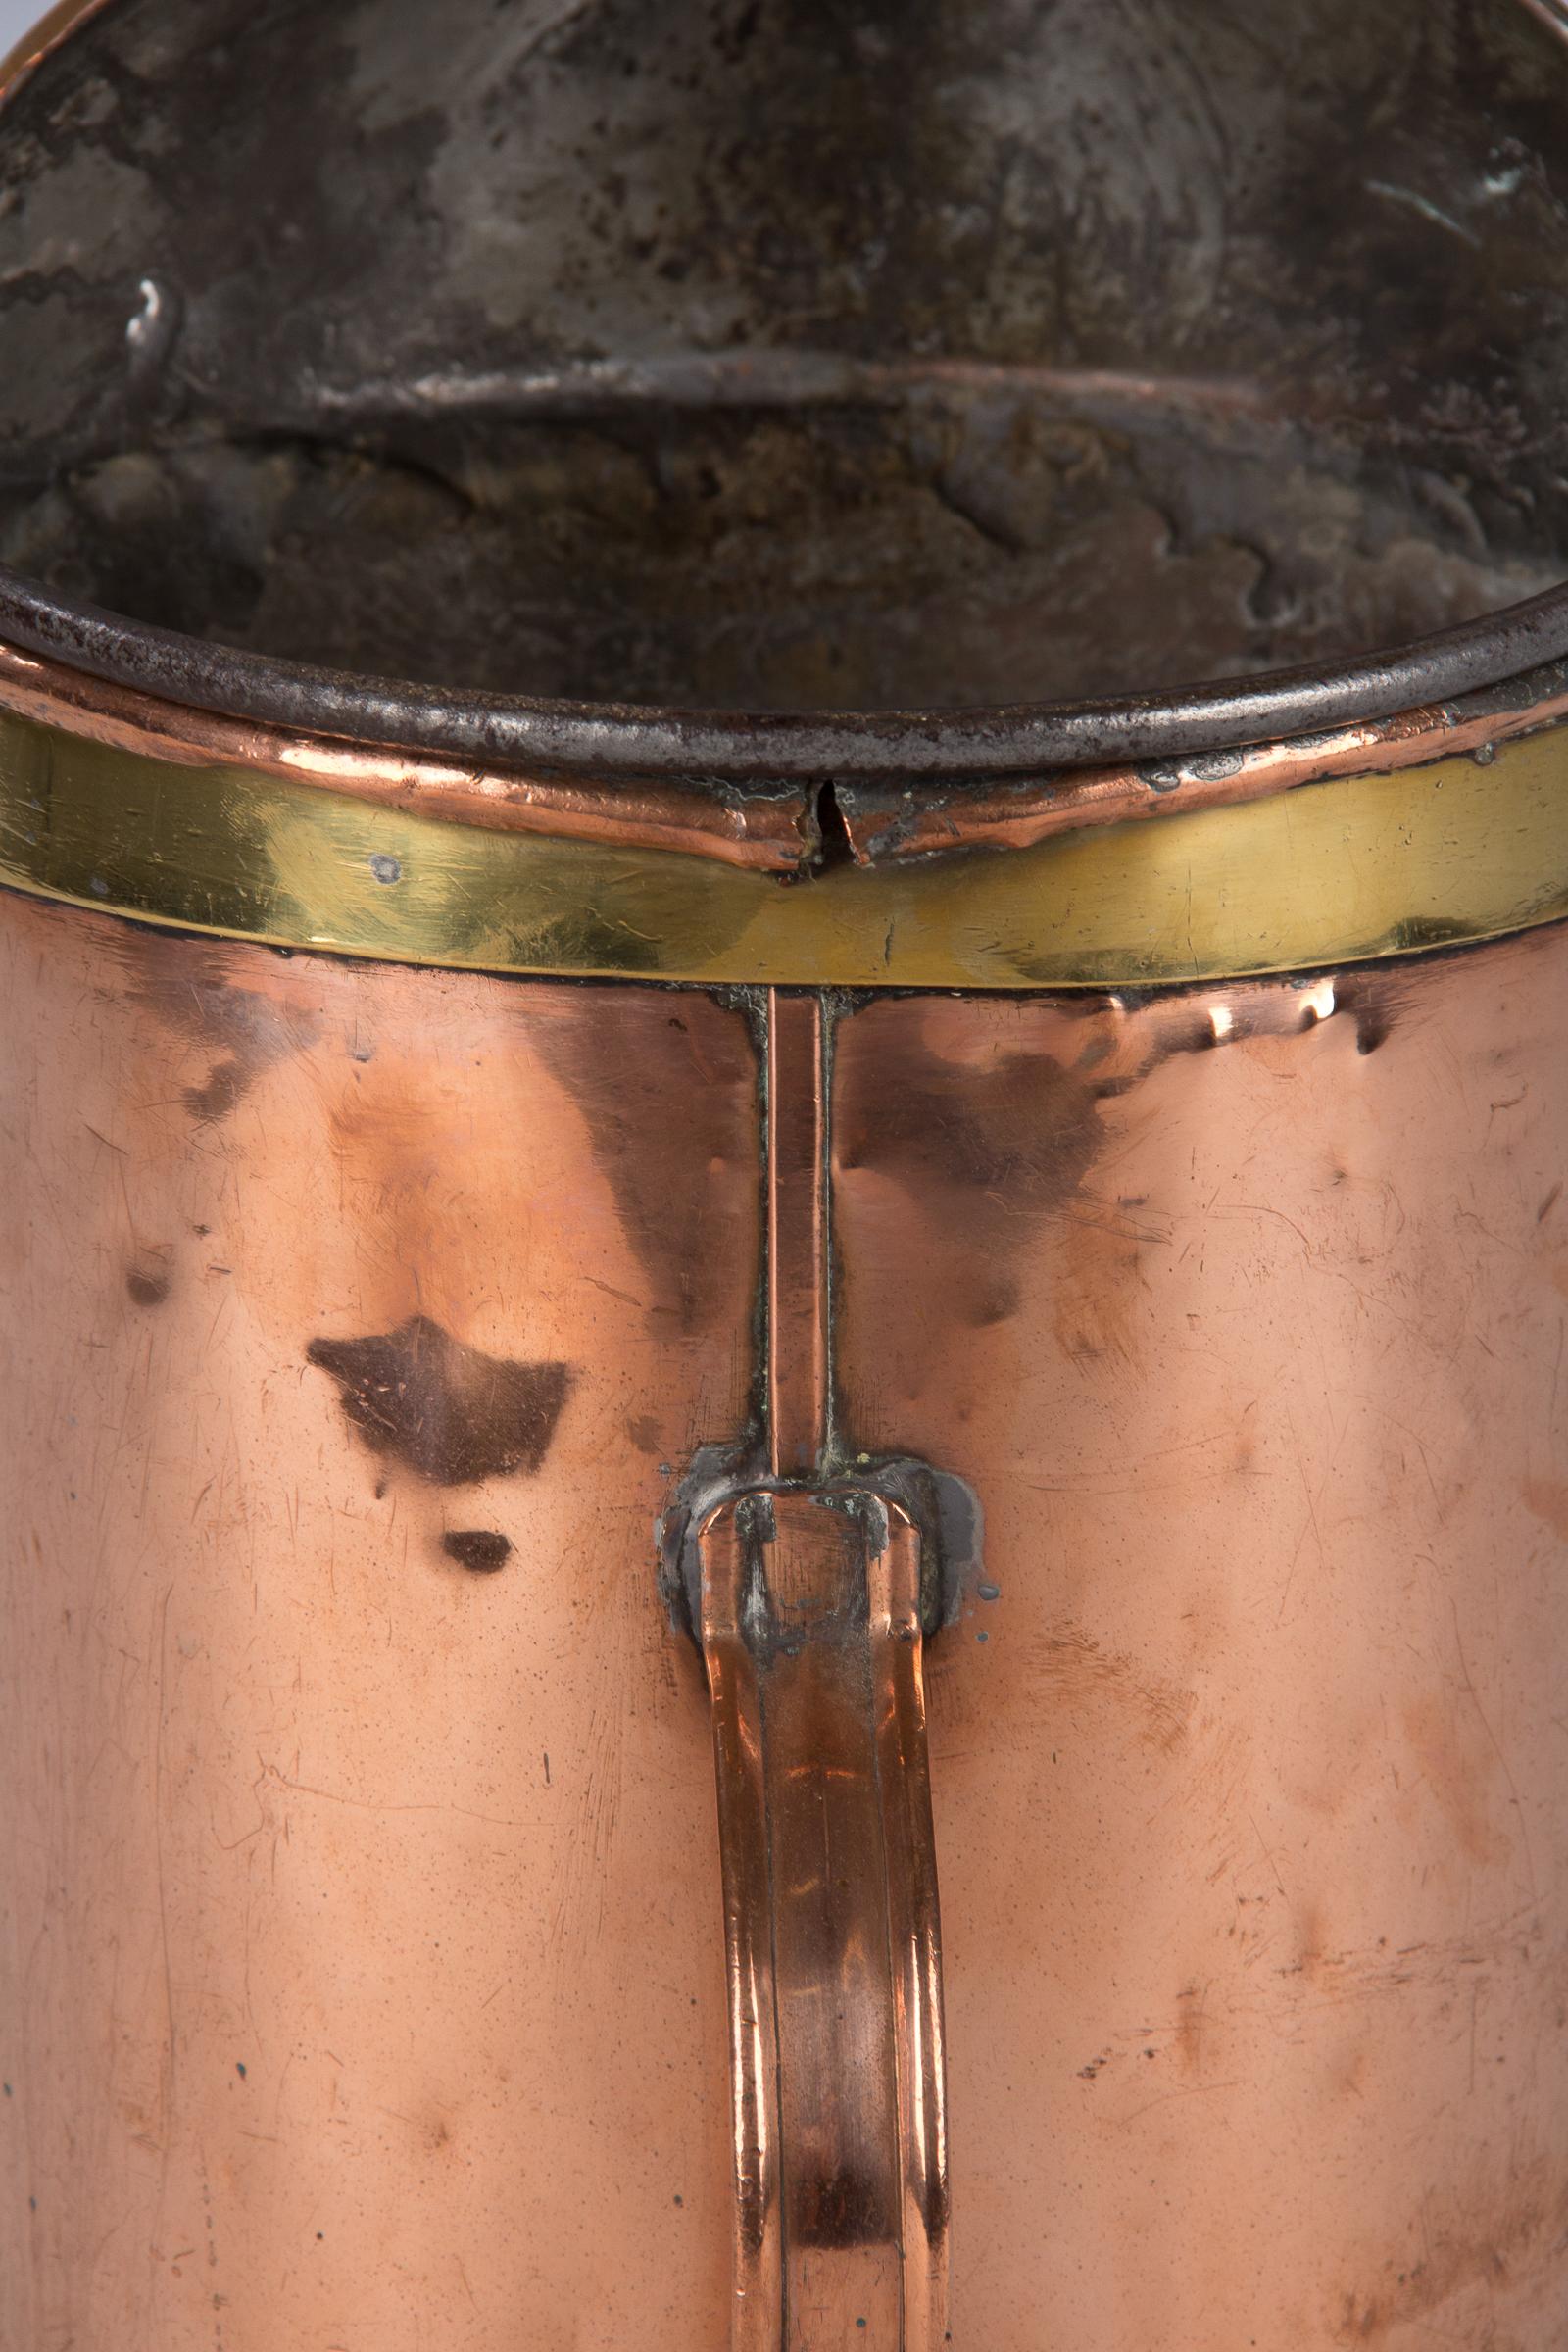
[{"left": 1, "top": 705, "right": 1565, "bottom": 988}]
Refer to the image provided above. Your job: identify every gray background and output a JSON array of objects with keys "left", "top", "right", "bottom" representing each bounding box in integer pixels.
[{"left": 2, "top": 1, "right": 53, "bottom": 69}]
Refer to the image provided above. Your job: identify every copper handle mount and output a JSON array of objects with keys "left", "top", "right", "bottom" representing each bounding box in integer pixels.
[
  {"left": 698, "top": 1484, "right": 949, "bottom": 2350},
  {"left": 669, "top": 989, "right": 953, "bottom": 2348}
]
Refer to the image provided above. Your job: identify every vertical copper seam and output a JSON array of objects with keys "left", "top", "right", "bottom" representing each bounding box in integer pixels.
[{"left": 765, "top": 990, "right": 830, "bottom": 1480}]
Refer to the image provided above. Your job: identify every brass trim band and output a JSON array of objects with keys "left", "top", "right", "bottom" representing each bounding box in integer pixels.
[{"left": 1, "top": 705, "right": 1564, "bottom": 987}]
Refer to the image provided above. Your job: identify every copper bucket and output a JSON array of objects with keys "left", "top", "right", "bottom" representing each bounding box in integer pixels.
[{"left": 3, "top": 1, "right": 1568, "bottom": 2344}]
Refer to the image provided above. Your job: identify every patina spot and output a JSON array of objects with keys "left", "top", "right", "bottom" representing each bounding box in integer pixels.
[
  {"left": 442, "top": 1529, "right": 513, "bottom": 1572},
  {"left": 307, "top": 1315, "right": 570, "bottom": 1486},
  {"left": 131, "top": 945, "right": 320, "bottom": 1122}
]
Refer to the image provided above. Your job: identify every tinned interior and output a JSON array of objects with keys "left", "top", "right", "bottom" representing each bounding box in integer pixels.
[{"left": 1, "top": 0, "right": 1567, "bottom": 714}]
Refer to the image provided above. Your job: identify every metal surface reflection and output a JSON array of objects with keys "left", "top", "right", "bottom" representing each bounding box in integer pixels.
[
  {"left": 4, "top": 886, "right": 1567, "bottom": 2348},
  {"left": 830, "top": 935, "right": 1568, "bottom": 2348},
  {"left": 693, "top": 989, "right": 952, "bottom": 2349},
  {"left": 0, "top": 894, "right": 757, "bottom": 2349}
]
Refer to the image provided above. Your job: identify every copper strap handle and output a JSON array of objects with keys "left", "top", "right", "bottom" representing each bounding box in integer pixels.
[{"left": 698, "top": 1486, "right": 950, "bottom": 2349}]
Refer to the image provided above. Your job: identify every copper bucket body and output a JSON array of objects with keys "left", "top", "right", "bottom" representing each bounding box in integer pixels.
[{"left": 4, "top": 1, "right": 1568, "bottom": 2346}]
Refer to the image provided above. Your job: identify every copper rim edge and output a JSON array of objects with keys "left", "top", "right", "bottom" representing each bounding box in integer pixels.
[
  {"left": 4, "top": 635, "right": 1568, "bottom": 878},
  {"left": 0, "top": 643, "right": 816, "bottom": 875},
  {"left": 840, "top": 668, "right": 1568, "bottom": 861},
  {"left": 0, "top": 0, "right": 113, "bottom": 96},
  {"left": 1, "top": 695, "right": 1565, "bottom": 986}
]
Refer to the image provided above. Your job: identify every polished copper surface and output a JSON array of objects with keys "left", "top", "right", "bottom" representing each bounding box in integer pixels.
[
  {"left": 5, "top": 0, "right": 1568, "bottom": 2339},
  {"left": 0, "top": 893, "right": 754, "bottom": 2349},
  {"left": 831, "top": 934, "right": 1568, "bottom": 2347},
  {"left": 4, "top": 885, "right": 1567, "bottom": 2348}
]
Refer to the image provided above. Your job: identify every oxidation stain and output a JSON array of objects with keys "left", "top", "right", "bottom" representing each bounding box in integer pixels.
[
  {"left": 532, "top": 994, "right": 758, "bottom": 1333},
  {"left": 129, "top": 941, "right": 320, "bottom": 1123},
  {"left": 791, "top": 2161, "right": 895, "bottom": 2250},
  {"left": 969, "top": 1271, "right": 1021, "bottom": 1328},
  {"left": 841, "top": 981, "right": 1422, "bottom": 1218},
  {"left": 1523, "top": 1477, "right": 1568, "bottom": 1542},
  {"left": 442, "top": 1530, "right": 513, "bottom": 1573},
  {"left": 1400, "top": 1692, "right": 1509, "bottom": 1866},
  {"left": 1332, "top": 2160, "right": 1568, "bottom": 2343},
  {"left": 307, "top": 1316, "right": 570, "bottom": 1486},
  {"left": 126, "top": 1265, "right": 171, "bottom": 1306},
  {"left": 836, "top": 1040, "right": 1105, "bottom": 1226}
]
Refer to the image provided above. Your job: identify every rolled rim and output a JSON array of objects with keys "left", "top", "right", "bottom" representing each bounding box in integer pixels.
[{"left": 4, "top": 566, "right": 1568, "bottom": 789}]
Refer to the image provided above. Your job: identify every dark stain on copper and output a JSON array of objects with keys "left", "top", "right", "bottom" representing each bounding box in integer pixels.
[
  {"left": 126, "top": 1266, "right": 171, "bottom": 1306},
  {"left": 969, "top": 1272, "right": 1020, "bottom": 1327},
  {"left": 442, "top": 1529, "right": 513, "bottom": 1573},
  {"left": 836, "top": 1044, "right": 1103, "bottom": 1222},
  {"left": 790, "top": 2160, "right": 895, "bottom": 2250},
  {"left": 532, "top": 991, "right": 758, "bottom": 1333},
  {"left": 1332, "top": 2163, "right": 1568, "bottom": 2343},
  {"left": 307, "top": 1315, "right": 570, "bottom": 1486},
  {"left": 187, "top": 1063, "right": 244, "bottom": 1119},
  {"left": 129, "top": 941, "right": 320, "bottom": 1123}
]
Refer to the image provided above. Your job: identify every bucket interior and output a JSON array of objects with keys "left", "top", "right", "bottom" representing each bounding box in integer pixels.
[{"left": 2, "top": 0, "right": 1567, "bottom": 714}]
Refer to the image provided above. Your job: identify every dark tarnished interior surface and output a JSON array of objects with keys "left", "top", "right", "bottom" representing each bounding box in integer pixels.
[{"left": 2, "top": 0, "right": 1568, "bottom": 715}]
